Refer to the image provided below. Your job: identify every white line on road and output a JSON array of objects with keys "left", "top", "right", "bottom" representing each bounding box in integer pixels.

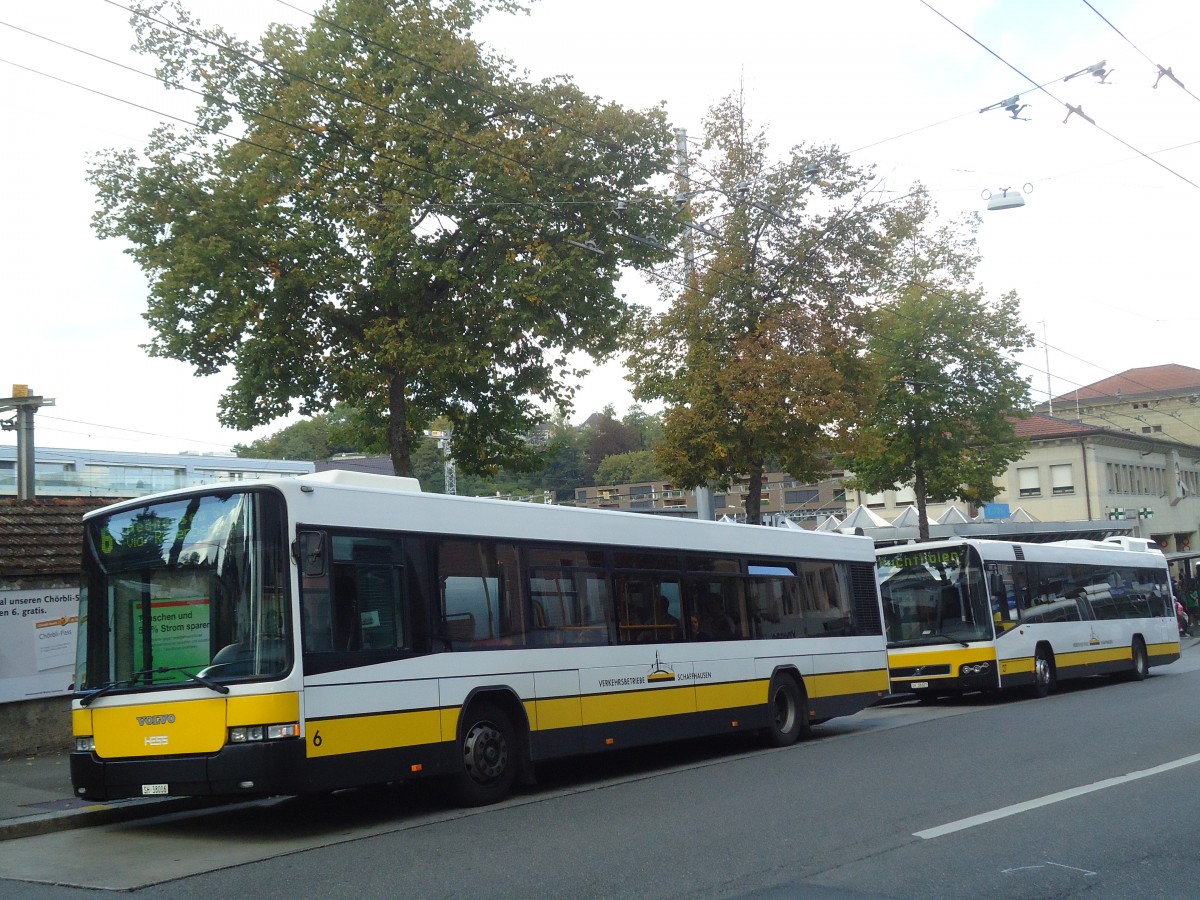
[{"left": 915, "top": 751, "right": 1200, "bottom": 839}]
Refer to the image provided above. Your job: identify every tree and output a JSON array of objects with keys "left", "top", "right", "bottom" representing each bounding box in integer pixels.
[
  {"left": 90, "top": 0, "right": 682, "bottom": 477},
  {"left": 594, "top": 450, "right": 664, "bottom": 486},
  {"left": 629, "top": 91, "right": 926, "bottom": 524},
  {"left": 234, "top": 414, "right": 337, "bottom": 459},
  {"left": 621, "top": 404, "right": 663, "bottom": 452},
  {"left": 578, "top": 409, "right": 642, "bottom": 484},
  {"left": 842, "top": 214, "right": 1034, "bottom": 540}
]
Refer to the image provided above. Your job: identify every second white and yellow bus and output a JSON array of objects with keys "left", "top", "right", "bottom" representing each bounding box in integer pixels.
[
  {"left": 71, "top": 471, "right": 888, "bottom": 806},
  {"left": 877, "top": 536, "right": 1180, "bottom": 700}
]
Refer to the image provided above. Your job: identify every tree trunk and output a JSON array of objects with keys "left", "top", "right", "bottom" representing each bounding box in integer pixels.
[
  {"left": 914, "top": 465, "right": 930, "bottom": 541},
  {"left": 746, "top": 466, "right": 764, "bottom": 525},
  {"left": 386, "top": 374, "right": 413, "bottom": 476}
]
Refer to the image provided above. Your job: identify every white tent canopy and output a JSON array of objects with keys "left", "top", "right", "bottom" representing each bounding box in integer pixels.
[
  {"left": 890, "top": 506, "right": 922, "bottom": 528},
  {"left": 937, "top": 506, "right": 972, "bottom": 525},
  {"left": 841, "top": 505, "right": 894, "bottom": 530}
]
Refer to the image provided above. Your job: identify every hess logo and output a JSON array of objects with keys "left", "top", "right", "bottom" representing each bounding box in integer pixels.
[{"left": 136, "top": 714, "right": 176, "bottom": 726}]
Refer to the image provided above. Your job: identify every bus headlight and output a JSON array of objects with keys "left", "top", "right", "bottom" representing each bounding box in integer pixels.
[
  {"left": 75, "top": 736, "right": 96, "bottom": 752},
  {"left": 960, "top": 661, "right": 994, "bottom": 676},
  {"left": 229, "top": 723, "right": 300, "bottom": 744}
]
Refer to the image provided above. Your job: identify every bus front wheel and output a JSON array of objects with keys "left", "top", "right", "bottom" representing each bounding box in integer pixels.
[
  {"left": 449, "top": 701, "right": 517, "bottom": 806},
  {"left": 765, "top": 675, "right": 810, "bottom": 747},
  {"left": 1032, "top": 647, "right": 1057, "bottom": 698}
]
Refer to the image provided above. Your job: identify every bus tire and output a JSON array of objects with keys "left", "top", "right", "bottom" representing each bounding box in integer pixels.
[
  {"left": 1128, "top": 637, "right": 1149, "bottom": 681},
  {"left": 449, "top": 701, "right": 517, "bottom": 806},
  {"left": 1032, "top": 646, "right": 1057, "bottom": 698},
  {"left": 765, "top": 674, "right": 809, "bottom": 747}
]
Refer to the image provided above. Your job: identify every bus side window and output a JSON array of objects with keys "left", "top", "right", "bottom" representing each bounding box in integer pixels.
[{"left": 439, "top": 540, "right": 524, "bottom": 649}]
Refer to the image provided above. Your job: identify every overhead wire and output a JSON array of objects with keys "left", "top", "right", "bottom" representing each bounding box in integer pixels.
[
  {"left": 1080, "top": 0, "right": 1200, "bottom": 106},
  {"left": 918, "top": 0, "right": 1200, "bottom": 191},
  {"left": 11, "top": 3, "right": 1198, "bottom": 457}
]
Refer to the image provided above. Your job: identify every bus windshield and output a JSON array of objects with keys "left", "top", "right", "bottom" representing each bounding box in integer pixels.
[
  {"left": 76, "top": 490, "right": 290, "bottom": 693},
  {"left": 877, "top": 545, "right": 993, "bottom": 647}
]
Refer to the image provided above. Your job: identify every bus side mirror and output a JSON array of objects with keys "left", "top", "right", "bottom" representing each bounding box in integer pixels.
[{"left": 297, "top": 531, "right": 327, "bottom": 577}]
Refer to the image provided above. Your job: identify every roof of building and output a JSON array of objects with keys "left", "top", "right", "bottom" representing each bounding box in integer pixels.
[
  {"left": 1049, "top": 364, "right": 1200, "bottom": 406},
  {"left": 1011, "top": 414, "right": 1104, "bottom": 440},
  {"left": 0, "top": 497, "right": 115, "bottom": 579}
]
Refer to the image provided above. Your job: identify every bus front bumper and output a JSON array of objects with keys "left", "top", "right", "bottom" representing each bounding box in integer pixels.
[{"left": 71, "top": 739, "right": 308, "bottom": 802}]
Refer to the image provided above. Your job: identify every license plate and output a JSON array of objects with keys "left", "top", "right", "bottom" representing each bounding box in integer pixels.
[
  {"left": 141, "top": 783, "right": 169, "bottom": 796},
  {"left": 910, "top": 681, "right": 929, "bottom": 689}
]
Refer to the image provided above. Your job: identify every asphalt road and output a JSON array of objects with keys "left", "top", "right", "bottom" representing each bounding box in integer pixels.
[{"left": 4, "top": 652, "right": 1200, "bottom": 899}]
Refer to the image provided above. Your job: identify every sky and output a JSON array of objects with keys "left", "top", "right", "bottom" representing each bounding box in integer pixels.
[{"left": 1, "top": 0, "right": 1197, "bottom": 456}]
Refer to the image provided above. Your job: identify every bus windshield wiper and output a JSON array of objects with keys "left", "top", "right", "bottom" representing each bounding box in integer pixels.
[
  {"left": 133, "top": 666, "right": 230, "bottom": 695},
  {"left": 78, "top": 677, "right": 136, "bottom": 707}
]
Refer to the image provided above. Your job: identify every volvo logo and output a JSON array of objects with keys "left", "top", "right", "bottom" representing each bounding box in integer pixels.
[{"left": 136, "top": 714, "right": 176, "bottom": 726}]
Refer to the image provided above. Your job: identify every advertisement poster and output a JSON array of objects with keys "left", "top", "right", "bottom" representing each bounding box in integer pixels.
[
  {"left": 132, "top": 597, "right": 212, "bottom": 672},
  {"left": 0, "top": 588, "right": 80, "bottom": 703}
]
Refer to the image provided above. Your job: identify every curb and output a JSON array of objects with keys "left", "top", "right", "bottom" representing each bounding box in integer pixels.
[{"left": 0, "top": 796, "right": 227, "bottom": 842}]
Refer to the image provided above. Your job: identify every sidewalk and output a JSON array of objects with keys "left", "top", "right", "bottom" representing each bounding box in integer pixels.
[
  {"left": 3, "top": 637, "right": 1196, "bottom": 841},
  {"left": 0, "top": 751, "right": 219, "bottom": 841}
]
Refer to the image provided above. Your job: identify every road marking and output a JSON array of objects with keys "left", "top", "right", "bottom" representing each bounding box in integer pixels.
[
  {"left": 916, "top": 751, "right": 1200, "bottom": 839},
  {"left": 1001, "top": 862, "right": 1097, "bottom": 876}
]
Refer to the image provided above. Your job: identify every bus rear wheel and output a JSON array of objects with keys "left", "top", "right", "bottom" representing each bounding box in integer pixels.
[
  {"left": 765, "top": 674, "right": 809, "bottom": 747},
  {"left": 449, "top": 701, "right": 517, "bottom": 806},
  {"left": 1128, "top": 638, "right": 1149, "bottom": 681}
]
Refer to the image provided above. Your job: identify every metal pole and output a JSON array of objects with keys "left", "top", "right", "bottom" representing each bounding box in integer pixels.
[
  {"left": 1, "top": 388, "right": 54, "bottom": 501},
  {"left": 16, "top": 405, "right": 35, "bottom": 500},
  {"left": 674, "top": 127, "right": 714, "bottom": 521}
]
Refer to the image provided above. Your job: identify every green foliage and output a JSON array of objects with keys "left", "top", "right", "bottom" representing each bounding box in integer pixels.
[
  {"left": 91, "top": 0, "right": 682, "bottom": 477},
  {"left": 842, "top": 214, "right": 1034, "bottom": 538},
  {"left": 594, "top": 450, "right": 664, "bottom": 486},
  {"left": 233, "top": 416, "right": 335, "bottom": 460},
  {"left": 578, "top": 412, "right": 642, "bottom": 483},
  {"left": 630, "top": 91, "right": 927, "bottom": 524},
  {"left": 621, "top": 404, "right": 664, "bottom": 451}
]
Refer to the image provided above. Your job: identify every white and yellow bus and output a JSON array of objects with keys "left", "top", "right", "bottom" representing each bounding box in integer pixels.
[
  {"left": 72, "top": 471, "right": 888, "bottom": 806},
  {"left": 877, "top": 537, "right": 1180, "bottom": 700}
]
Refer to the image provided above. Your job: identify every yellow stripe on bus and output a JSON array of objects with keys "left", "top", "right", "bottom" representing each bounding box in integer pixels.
[
  {"left": 228, "top": 692, "right": 299, "bottom": 726},
  {"left": 72, "top": 707, "right": 93, "bottom": 737},
  {"left": 307, "top": 708, "right": 442, "bottom": 758},
  {"left": 533, "top": 696, "right": 582, "bottom": 731},
  {"left": 696, "top": 679, "right": 767, "bottom": 712},
  {"left": 304, "top": 669, "right": 888, "bottom": 756},
  {"left": 808, "top": 668, "right": 889, "bottom": 699},
  {"left": 582, "top": 685, "right": 694, "bottom": 725}
]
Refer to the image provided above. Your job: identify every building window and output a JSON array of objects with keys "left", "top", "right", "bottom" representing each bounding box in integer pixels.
[
  {"left": 1050, "top": 464, "right": 1074, "bottom": 496},
  {"left": 1018, "top": 467, "right": 1041, "bottom": 498},
  {"left": 785, "top": 489, "right": 820, "bottom": 505},
  {"left": 863, "top": 491, "right": 886, "bottom": 509}
]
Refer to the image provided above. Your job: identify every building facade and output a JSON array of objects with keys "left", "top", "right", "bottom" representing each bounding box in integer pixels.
[
  {"left": 574, "top": 473, "right": 847, "bottom": 524},
  {"left": 1041, "top": 364, "right": 1200, "bottom": 446},
  {"left": 845, "top": 414, "right": 1200, "bottom": 552},
  {"left": 0, "top": 446, "right": 315, "bottom": 498}
]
